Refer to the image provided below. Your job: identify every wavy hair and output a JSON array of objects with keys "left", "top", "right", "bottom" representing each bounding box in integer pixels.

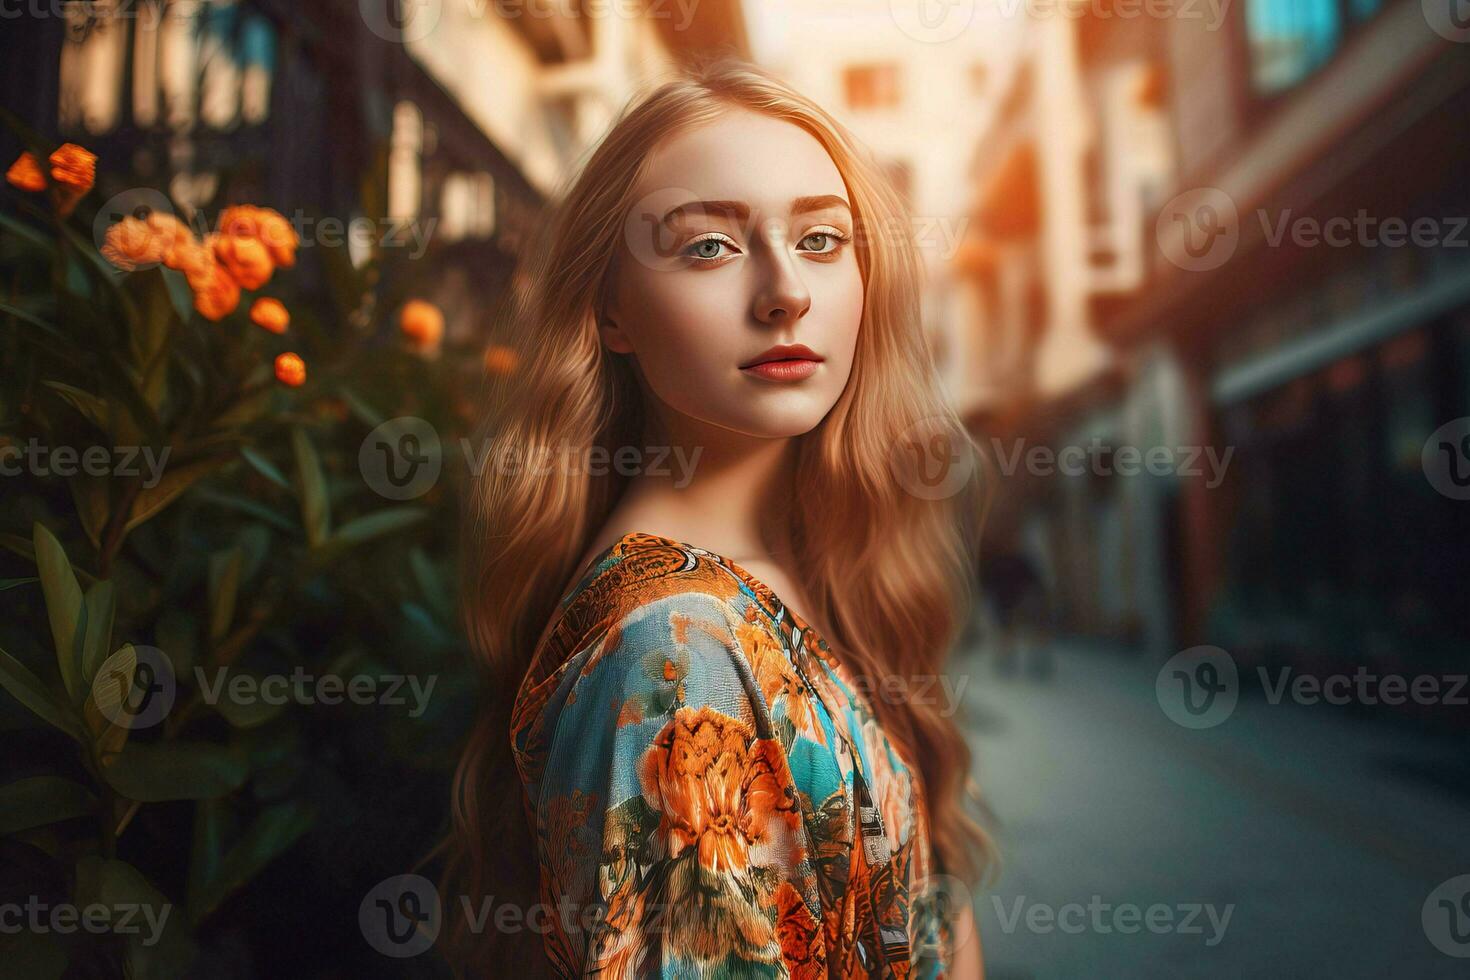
[{"left": 436, "top": 54, "right": 995, "bottom": 975}]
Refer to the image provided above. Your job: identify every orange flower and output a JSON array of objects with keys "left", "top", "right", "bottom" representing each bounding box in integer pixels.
[
  {"left": 274, "top": 352, "right": 306, "bottom": 387},
  {"left": 101, "top": 216, "right": 169, "bottom": 271},
  {"left": 210, "top": 230, "right": 273, "bottom": 290},
  {"left": 165, "top": 239, "right": 216, "bottom": 281},
  {"left": 189, "top": 258, "right": 242, "bottom": 321},
  {"left": 218, "top": 205, "right": 298, "bottom": 268},
  {"left": 5, "top": 152, "right": 46, "bottom": 192},
  {"left": 399, "top": 299, "right": 444, "bottom": 354},
  {"left": 146, "top": 212, "right": 197, "bottom": 266},
  {"left": 639, "top": 705, "right": 803, "bottom": 875},
  {"left": 483, "top": 344, "right": 519, "bottom": 375},
  {"left": 47, "top": 144, "right": 96, "bottom": 217},
  {"left": 250, "top": 297, "right": 290, "bottom": 333}
]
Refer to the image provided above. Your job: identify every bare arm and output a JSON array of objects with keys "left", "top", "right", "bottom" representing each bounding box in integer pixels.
[{"left": 951, "top": 900, "right": 984, "bottom": 979}]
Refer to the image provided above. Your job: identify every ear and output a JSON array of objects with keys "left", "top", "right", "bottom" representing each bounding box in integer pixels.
[{"left": 597, "top": 301, "right": 635, "bottom": 355}]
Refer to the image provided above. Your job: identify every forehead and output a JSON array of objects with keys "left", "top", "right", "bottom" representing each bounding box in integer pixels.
[{"left": 634, "top": 109, "right": 848, "bottom": 208}]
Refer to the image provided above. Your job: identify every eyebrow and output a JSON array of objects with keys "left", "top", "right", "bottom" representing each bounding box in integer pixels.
[{"left": 659, "top": 194, "right": 851, "bottom": 226}]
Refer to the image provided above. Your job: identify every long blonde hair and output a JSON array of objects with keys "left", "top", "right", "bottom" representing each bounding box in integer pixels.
[{"left": 439, "top": 54, "right": 994, "bottom": 974}]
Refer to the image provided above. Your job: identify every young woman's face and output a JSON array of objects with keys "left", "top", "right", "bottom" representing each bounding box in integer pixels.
[{"left": 603, "top": 109, "right": 864, "bottom": 440}]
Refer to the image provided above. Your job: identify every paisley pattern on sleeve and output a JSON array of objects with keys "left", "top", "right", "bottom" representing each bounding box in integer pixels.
[{"left": 511, "top": 532, "right": 957, "bottom": 978}]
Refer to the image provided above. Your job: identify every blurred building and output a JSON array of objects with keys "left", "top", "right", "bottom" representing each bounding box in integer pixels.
[
  {"left": 958, "top": 0, "right": 1470, "bottom": 691},
  {"left": 1, "top": 0, "right": 748, "bottom": 345}
]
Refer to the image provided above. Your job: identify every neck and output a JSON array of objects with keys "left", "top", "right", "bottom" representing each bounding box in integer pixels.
[{"left": 616, "top": 397, "right": 800, "bottom": 565}]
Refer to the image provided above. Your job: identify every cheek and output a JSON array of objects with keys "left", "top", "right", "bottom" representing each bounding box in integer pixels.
[{"left": 619, "top": 270, "right": 743, "bottom": 385}]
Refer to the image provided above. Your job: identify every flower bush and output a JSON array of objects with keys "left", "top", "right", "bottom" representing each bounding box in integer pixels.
[{"left": 1, "top": 119, "right": 494, "bottom": 976}]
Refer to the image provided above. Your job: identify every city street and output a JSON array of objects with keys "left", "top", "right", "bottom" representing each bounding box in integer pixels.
[{"left": 960, "top": 642, "right": 1470, "bottom": 979}]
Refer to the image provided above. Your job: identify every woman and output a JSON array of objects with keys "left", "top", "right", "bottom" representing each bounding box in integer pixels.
[{"left": 442, "top": 56, "right": 992, "bottom": 978}]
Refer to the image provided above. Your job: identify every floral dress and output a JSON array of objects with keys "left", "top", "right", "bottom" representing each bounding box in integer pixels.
[{"left": 510, "top": 531, "right": 957, "bottom": 978}]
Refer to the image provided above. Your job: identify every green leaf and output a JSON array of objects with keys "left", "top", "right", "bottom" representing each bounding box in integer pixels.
[
  {"left": 69, "top": 472, "right": 111, "bottom": 550},
  {"left": 33, "top": 523, "right": 84, "bottom": 703},
  {"left": 102, "top": 741, "right": 248, "bottom": 802},
  {"left": 187, "top": 800, "right": 317, "bottom": 924},
  {"left": 125, "top": 457, "right": 227, "bottom": 533},
  {"left": 0, "top": 577, "right": 40, "bottom": 591},
  {"left": 188, "top": 798, "right": 225, "bottom": 917},
  {"left": 85, "top": 643, "right": 137, "bottom": 762},
  {"left": 327, "top": 507, "right": 426, "bottom": 548},
  {"left": 207, "top": 671, "right": 287, "bottom": 729},
  {"left": 337, "top": 385, "right": 385, "bottom": 427},
  {"left": 80, "top": 579, "right": 117, "bottom": 683},
  {"left": 160, "top": 267, "right": 194, "bottom": 324},
  {"left": 192, "top": 488, "right": 298, "bottom": 534},
  {"left": 0, "top": 776, "right": 97, "bottom": 835},
  {"left": 291, "top": 428, "right": 330, "bottom": 547},
  {"left": 240, "top": 445, "right": 289, "bottom": 490},
  {"left": 0, "top": 644, "right": 83, "bottom": 741},
  {"left": 42, "top": 380, "right": 110, "bottom": 431},
  {"left": 207, "top": 547, "right": 243, "bottom": 643}
]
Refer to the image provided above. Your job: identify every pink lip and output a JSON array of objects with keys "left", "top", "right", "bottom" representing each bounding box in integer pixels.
[{"left": 740, "top": 359, "right": 819, "bottom": 382}]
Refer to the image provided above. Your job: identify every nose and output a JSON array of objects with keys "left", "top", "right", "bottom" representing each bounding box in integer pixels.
[{"left": 753, "top": 229, "right": 812, "bottom": 326}]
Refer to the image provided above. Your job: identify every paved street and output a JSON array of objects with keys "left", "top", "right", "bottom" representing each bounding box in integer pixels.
[{"left": 956, "top": 641, "right": 1470, "bottom": 979}]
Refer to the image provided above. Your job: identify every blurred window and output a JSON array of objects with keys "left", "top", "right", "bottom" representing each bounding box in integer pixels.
[
  {"left": 843, "top": 64, "right": 901, "bottom": 110},
  {"left": 1244, "top": 0, "right": 1341, "bottom": 94},
  {"left": 1243, "top": 0, "right": 1388, "bottom": 96},
  {"left": 389, "top": 101, "right": 424, "bottom": 224},
  {"left": 61, "top": 0, "right": 277, "bottom": 134}
]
